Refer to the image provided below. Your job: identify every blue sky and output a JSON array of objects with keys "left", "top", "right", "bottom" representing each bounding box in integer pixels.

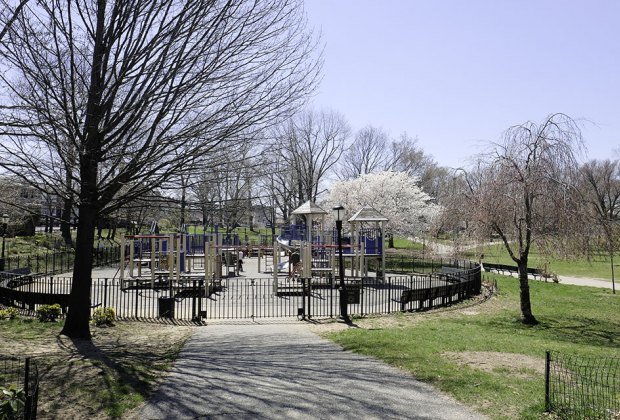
[{"left": 304, "top": 0, "right": 619, "bottom": 169}]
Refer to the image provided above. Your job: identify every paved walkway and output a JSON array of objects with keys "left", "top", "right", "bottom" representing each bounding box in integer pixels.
[
  {"left": 556, "top": 275, "right": 616, "bottom": 290},
  {"left": 135, "top": 323, "right": 485, "bottom": 419}
]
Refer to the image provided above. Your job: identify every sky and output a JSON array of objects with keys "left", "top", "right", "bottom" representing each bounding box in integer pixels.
[{"left": 304, "top": 0, "right": 620, "bottom": 169}]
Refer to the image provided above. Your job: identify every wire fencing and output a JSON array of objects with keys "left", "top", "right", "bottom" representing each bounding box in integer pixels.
[
  {"left": 546, "top": 351, "right": 620, "bottom": 419},
  {"left": 0, "top": 357, "right": 38, "bottom": 420}
]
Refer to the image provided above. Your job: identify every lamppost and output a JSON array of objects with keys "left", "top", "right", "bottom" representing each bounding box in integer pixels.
[
  {"left": 0, "top": 214, "right": 9, "bottom": 272},
  {"left": 333, "top": 205, "right": 351, "bottom": 324}
]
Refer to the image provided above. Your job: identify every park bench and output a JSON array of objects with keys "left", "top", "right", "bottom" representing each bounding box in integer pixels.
[
  {"left": 276, "top": 285, "right": 311, "bottom": 297},
  {"left": 483, "top": 263, "right": 518, "bottom": 275},
  {"left": 483, "top": 263, "right": 546, "bottom": 279},
  {"left": 394, "top": 288, "right": 430, "bottom": 311}
]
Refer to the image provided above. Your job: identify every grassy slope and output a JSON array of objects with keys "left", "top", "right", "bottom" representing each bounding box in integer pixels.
[
  {"left": 462, "top": 242, "right": 618, "bottom": 281},
  {"left": 324, "top": 274, "right": 619, "bottom": 419}
]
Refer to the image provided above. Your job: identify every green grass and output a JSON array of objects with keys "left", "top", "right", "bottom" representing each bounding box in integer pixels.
[
  {"left": 464, "top": 242, "right": 619, "bottom": 281},
  {"left": 324, "top": 275, "right": 620, "bottom": 419},
  {"left": 0, "top": 317, "right": 64, "bottom": 339},
  {"left": 391, "top": 237, "right": 424, "bottom": 251}
]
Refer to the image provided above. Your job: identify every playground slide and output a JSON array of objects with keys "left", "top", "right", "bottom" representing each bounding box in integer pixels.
[{"left": 276, "top": 236, "right": 297, "bottom": 253}]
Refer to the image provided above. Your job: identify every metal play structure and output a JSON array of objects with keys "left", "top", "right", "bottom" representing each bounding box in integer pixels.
[
  {"left": 265, "top": 201, "right": 388, "bottom": 284},
  {"left": 118, "top": 228, "right": 247, "bottom": 296}
]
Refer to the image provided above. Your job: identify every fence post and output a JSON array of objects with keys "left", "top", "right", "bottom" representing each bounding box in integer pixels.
[
  {"left": 306, "top": 278, "right": 311, "bottom": 319},
  {"left": 103, "top": 278, "right": 108, "bottom": 308},
  {"left": 24, "top": 357, "right": 31, "bottom": 419},
  {"left": 545, "top": 351, "right": 551, "bottom": 412},
  {"left": 360, "top": 277, "right": 364, "bottom": 316},
  {"left": 198, "top": 279, "right": 203, "bottom": 322},
  {"left": 134, "top": 285, "right": 139, "bottom": 318},
  {"left": 301, "top": 278, "right": 306, "bottom": 319},
  {"left": 192, "top": 279, "right": 197, "bottom": 321}
]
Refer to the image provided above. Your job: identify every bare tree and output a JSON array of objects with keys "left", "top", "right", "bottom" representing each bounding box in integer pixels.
[
  {"left": 0, "top": 0, "right": 29, "bottom": 43},
  {"left": 0, "top": 0, "right": 321, "bottom": 339},
  {"left": 387, "top": 132, "right": 447, "bottom": 197},
  {"left": 339, "top": 125, "right": 389, "bottom": 179},
  {"left": 460, "top": 113, "right": 584, "bottom": 325},
  {"left": 272, "top": 109, "right": 349, "bottom": 211},
  {"left": 579, "top": 159, "right": 620, "bottom": 293}
]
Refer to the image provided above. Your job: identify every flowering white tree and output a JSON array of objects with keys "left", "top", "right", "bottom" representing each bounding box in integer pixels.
[{"left": 326, "top": 171, "right": 440, "bottom": 242}]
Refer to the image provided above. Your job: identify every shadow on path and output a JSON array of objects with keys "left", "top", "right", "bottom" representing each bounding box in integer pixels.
[{"left": 135, "top": 324, "right": 485, "bottom": 419}]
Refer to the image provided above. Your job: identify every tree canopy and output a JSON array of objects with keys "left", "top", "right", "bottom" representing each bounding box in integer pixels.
[
  {"left": 0, "top": 0, "right": 321, "bottom": 338},
  {"left": 326, "top": 171, "right": 439, "bottom": 238}
]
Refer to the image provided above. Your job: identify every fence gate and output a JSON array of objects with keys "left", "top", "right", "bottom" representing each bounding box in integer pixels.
[{"left": 203, "top": 278, "right": 314, "bottom": 320}]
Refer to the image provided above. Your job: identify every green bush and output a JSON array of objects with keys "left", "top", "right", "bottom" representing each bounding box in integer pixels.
[
  {"left": 36, "top": 304, "right": 61, "bottom": 322},
  {"left": 0, "top": 307, "right": 18, "bottom": 320},
  {"left": 0, "top": 384, "right": 26, "bottom": 418},
  {"left": 92, "top": 307, "right": 115, "bottom": 327}
]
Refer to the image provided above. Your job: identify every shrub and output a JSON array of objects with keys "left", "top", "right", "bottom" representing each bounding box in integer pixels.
[
  {"left": 0, "top": 384, "right": 26, "bottom": 418},
  {"left": 0, "top": 307, "right": 18, "bottom": 320},
  {"left": 92, "top": 307, "right": 115, "bottom": 327},
  {"left": 36, "top": 304, "right": 61, "bottom": 322}
]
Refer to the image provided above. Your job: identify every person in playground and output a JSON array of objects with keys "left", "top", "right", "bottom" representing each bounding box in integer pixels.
[{"left": 237, "top": 250, "right": 244, "bottom": 273}]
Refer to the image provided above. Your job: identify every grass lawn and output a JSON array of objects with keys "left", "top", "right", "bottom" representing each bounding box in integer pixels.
[
  {"left": 463, "top": 242, "right": 619, "bottom": 281},
  {"left": 322, "top": 274, "right": 619, "bottom": 419},
  {"left": 391, "top": 237, "right": 425, "bottom": 252}
]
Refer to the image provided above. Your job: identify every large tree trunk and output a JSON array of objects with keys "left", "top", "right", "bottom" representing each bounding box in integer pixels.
[
  {"left": 60, "top": 0, "right": 106, "bottom": 340},
  {"left": 517, "top": 261, "right": 538, "bottom": 325},
  {"left": 60, "top": 199, "right": 97, "bottom": 339}
]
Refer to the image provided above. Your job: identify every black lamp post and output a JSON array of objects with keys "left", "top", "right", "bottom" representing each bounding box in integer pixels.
[
  {"left": 333, "top": 205, "right": 350, "bottom": 324},
  {"left": 0, "top": 214, "right": 9, "bottom": 272}
]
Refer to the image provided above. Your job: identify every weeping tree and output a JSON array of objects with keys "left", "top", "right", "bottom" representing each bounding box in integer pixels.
[
  {"left": 0, "top": 0, "right": 321, "bottom": 339},
  {"left": 460, "top": 113, "right": 583, "bottom": 325}
]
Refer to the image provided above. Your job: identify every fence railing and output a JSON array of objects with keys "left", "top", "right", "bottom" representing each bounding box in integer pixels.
[
  {"left": 0, "top": 259, "right": 481, "bottom": 322},
  {"left": 0, "top": 357, "right": 39, "bottom": 420},
  {"left": 546, "top": 351, "right": 620, "bottom": 419},
  {"left": 0, "top": 246, "right": 120, "bottom": 275},
  {"left": 379, "top": 255, "right": 479, "bottom": 275}
]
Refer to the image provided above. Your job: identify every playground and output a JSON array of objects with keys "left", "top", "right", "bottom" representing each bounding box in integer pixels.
[{"left": 0, "top": 202, "right": 482, "bottom": 322}]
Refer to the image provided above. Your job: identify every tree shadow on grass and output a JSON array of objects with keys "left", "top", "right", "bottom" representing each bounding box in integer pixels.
[
  {"left": 535, "top": 316, "right": 619, "bottom": 348},
  {"left": 34, "top": 327, "right": 189, "bottom": 419}
]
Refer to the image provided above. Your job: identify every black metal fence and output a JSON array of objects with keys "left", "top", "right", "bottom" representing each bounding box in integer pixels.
[
  {"left": 0, "top": 357, "right": 38, "bottom": 420},
  {"left": 0, "top": 260, "right": 481, "bottom": 322},
  {"left": 380, "top": 255, "right": 464, "bottom": 275},
  {"left": 545, "top": 351, "right": 620, "bottom": 419},
  {"left": 1, "top": 246, "right": 120, "bottom": 275}
]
